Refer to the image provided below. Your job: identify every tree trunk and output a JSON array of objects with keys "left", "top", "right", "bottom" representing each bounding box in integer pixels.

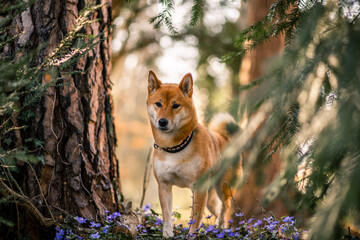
[
  {"left": 1, "top": 0, "right": 120, "bottom": 239},
  {"left": 236, "top": 0, "right": 288, "bottom": 219}
]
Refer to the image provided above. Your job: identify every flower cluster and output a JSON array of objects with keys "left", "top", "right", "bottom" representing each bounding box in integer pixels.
[
  {"left": 54, "top": 204, "right": 303, "bottom": 240},
  {"left": 137, "top": 207, "right": 303, "bottom": 240},
  {"left": 54, "top": 211, "right": 124, "bottom": 240}
]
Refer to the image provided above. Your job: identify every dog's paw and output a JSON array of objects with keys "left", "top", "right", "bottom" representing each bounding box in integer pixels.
[{"left": 163, "top": 224, "right": 174, "bottom": 238}]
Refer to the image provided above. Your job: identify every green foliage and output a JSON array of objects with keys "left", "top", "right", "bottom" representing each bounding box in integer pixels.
[
  {"left": 220, "top": 1, "right": 359, "bottom": 239},
  {"left": 149, "top": 0, "right": 178, "bottom": 35},
  {"left": 190, "top": 0, "right": 205, "bottom": 27}
]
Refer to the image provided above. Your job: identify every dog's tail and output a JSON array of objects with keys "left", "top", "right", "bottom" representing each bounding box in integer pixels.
[{"left": 208, "top": 113, "right": 239, "bottom": 139}]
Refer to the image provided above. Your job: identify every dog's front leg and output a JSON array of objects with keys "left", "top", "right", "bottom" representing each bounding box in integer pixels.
[
  {"left": 158, "top": 182, "right": 173, "bottom": 238},
  {"left": 189, "top": 190, "right": 208, "bottom": 235}
]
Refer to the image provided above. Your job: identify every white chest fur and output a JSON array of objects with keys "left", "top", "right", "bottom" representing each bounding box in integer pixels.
[{"left": 153, "top": 147, "right": 202, "bottom": 188}]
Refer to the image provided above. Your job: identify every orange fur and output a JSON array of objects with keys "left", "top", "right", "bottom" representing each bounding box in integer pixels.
[{"left": 146, "top": 70, "right": 242, "bottom": 237}]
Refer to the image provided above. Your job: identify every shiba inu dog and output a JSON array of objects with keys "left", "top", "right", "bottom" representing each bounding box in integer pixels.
[{"left": 146, "top": 70, "right": 242, "bottom": 237}]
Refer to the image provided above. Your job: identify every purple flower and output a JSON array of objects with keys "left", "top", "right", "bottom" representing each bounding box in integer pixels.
[
  {"left": 205, "top": 214, "right": 213, "bottom": 219},
  {"left": 235, "top": 212, "right": 244, "bottom": 217},
  {"left": 155, "top": 217, "right": 163, "bottom": 226},
  {"left": 106, "top": 214, "right": 115, "bottom": 222},
  {"left": 90, "top": 221, "right": 101, "bottom": 228},
  {"left": 114, "top": 212, "right": 121, "bottom": 217},
  {"left": 263, "top": 216, "right": 273, "bottom": 223},
  {"left": 77, "top": 236, "right": 83, "bottom": 240},
  {"left": 282, "top": 216, "right": 295, "bottom": 223},
  {"left": 216, "top": 232, "right": 225, "bottom": 238},
  {"left": 280, "top": 225, "right": 288, "bottom": 233},
  {"left": 246, "top": 217, "right": 254, "bottom": 224},
  {"left": 252, "top": 219, "right": 262, "bottom": 228},
  {"left": 235, "top": 232, "right": 241, "bottom": 237},
  {"left": 228, "top": 219, "right": 234, "bottom": 224},
  {"left": 266, "top": 223, "right": 277, "bottom": 231},
  {"left": 188, "top": 219, "right": 196, "bottom": 225},
  {"left": 103, "top": 225, "right": 110, "bottom": 234},
  {"left": 205, "top": 225, "right": 214, "bottom": 233},
  {"left": 55, "top": 227, "right": 65, "bottom": 240},
  {"left": 143, "top": 204, "right": 151, "bottom": 212},
  {"left": 90, "top": 232, "right": 100, "bottom": 239},
  {"left": 75, "top": 216, "right": 86, "bottom": 224},
  {"left": 238, "top": 220, "right": 245, "bottom": 226},
  {"left": 105, "top": 210, "right": 110, "bottom": 213},
  {"left": 228, "top": 232, "right": 235, "bottom": 237},
  {"left": 293, "top": 231, "right": 300, "bottom": 240}
]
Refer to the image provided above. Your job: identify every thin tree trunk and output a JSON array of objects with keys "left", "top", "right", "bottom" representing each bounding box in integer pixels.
[{"left": 2, "top": 0, "right": 120, "bottom": 238}]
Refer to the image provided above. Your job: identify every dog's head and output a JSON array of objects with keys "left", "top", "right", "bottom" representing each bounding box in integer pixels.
[{"left": 146, "top": 70, "right": 196, "bottom": 133}]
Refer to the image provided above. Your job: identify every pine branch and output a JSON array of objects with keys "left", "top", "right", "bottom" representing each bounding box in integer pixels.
[
  {"left": 149, "top": 0, "right": 178, "bottom": 35},
  {"left": 190, "top": 0, "right": 205, "bottom": 27}
]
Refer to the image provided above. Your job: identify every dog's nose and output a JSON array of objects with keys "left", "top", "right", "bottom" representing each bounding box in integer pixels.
[{"left": 158, "top": 118, "right": 168, "bottom": 127}]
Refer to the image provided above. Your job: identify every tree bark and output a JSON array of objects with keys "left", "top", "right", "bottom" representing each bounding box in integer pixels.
[
  {"left": 236, "top": 0, "right": 288, "bottom": 219},
  {"left": 1, "top": 0, "right": 120, "bottom": 239}
]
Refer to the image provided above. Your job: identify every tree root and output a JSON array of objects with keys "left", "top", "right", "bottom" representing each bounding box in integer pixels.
[{"left": 0, "top": 178, "right": 55, "bottom": 229}]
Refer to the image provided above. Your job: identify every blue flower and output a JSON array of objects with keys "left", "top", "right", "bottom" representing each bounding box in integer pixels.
[
  {"left": 270, "top": 220, "right": 280, "bottom": 225},
  {"left": 216, "top": 232, "right": 225, "bottom": 238},
  {"left": 90, "top": 232, "right": 100, "bottom": 239},
  {"left": 282, "top": 216, "right": 294, "bottom": 223},
  {"left": 235, "top": 212, "right": 244, "bottom": 217},
  {"left": 75, "top": 217, "right": 86, "bottom": 224},
  {"left": 188, "top": 219, "right": 196, "bottom": 225},
  {"left": 205, "top": 225, "right": 214, "bottom": 233},
  {"left": 266, "top": 223, "right": 277, "bottom": 231},
  {"left": 238, "top": 220, "right": 245, "bottom": 226},
  {"left": 252, "top": 219, "right": 262, "bottom": 228},
  {"left": 205, "top": 214, "right": 213, "bottom": 219},
  {"left": 280, "top": 225, "right": 288, "bottom": 233},
  {"left": 228, "top": 232, "right": 235, "bottom": 237},
  {"left": 90, "top": 221, "right": 101, "bottom": 228},
  {"left": 155, "top": 217, "right": 163, "bottom": 226},
  {"left": 246, "top": 217, "right": 254, "bottom": 224},
  {"left": 293, "top": 231, "right": 300, "bottom": 240},
  {"left": 105, "top": 210, "right": 110, "bottom": 213},
  {"left": 106, "top": 214, "right": 115, "bottom": 222},
  {"left": 235, "top": 232, "right": 241, "bottom": 237},
  {"left": 143, "top": 204, "right": 151, "bottom": 212},
  {"left": 228, "top": 219, "right": 234, "bottom": 224},
  {"left": 55, "top": 227, "right": 65, "bottom": 240},
  {"left": 112, "top": 212, "right": 121, "bottom": 218},
  {"left": 103, "top": 225, "right": 110, "bottom": 234},
  {"left": 77, "top": 236, "right": 83, "bottom": 240}
]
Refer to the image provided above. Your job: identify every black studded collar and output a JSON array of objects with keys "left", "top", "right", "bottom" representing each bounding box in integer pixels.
[{"left": 154, "top": 130, "right": 194, "bottom": 153}]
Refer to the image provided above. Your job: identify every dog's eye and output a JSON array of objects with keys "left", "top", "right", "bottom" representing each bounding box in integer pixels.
[
  {"left": 172, "top": 103, "right": 180, "bottom": 109},
  {"left": 155, "top": 102, "right": 162, "bottom": 108}
]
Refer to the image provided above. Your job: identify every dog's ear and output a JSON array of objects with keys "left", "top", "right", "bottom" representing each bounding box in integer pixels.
[
  {"left": 148, "top": 70, "right": 162, "bottom": 95},
  {"left": 179, "top": 73, "right": 193, "bottom": 98}
]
